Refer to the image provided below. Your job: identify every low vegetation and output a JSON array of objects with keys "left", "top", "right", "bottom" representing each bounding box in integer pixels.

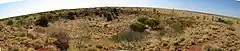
[
  {"left": 35, "top": 16, "right": 49, "bottom": 27},
  {"left": 137, "top": 17, "right": 159, "bottom": 28},
  {"left": 129, "top": 22, "right": 146, "bottom": 32},
  {"left": 7, "top": 20, "right": 14, "bottom": 25},
  {"left": 64, "top": 12, "right": 76, "bottom": 20},
  {"left": 204, "top": 47, "right": 223, "bottom": 51},
  {"left": 137, "top": 17, "right": 148, "bottom": 24},
  {"left": 152, "top": 24, "right": 165, "bottom": 30},
  {"left": 49, "top": 31, "right": 70, "bottom": 50},
  {"left": 217, "top": 18, "right": 233, "bottom": 25},
  {"left": 0, "top": 7, "right": 239, "bottom": 50},
  {"left": 170, "top": 22, "right": 185, "bottom": 33},
  {"left": 101, "top": 7, "right": 119, "bottom": 21},
  {"left": 143, "top": 19, "right": 159, "bottom": 28},
  {"left": 111, "top": 31, "right": 149, "bottom": 42}
]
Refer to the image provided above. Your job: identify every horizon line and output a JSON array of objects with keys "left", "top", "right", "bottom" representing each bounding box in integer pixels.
[{"left": 1, "top": 6, "right": 238, "bottom": 19}]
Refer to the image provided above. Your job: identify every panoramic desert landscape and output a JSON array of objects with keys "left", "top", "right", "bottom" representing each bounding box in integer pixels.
[{"left": 0, "top": 7, "right": 239, "bottom": 51}]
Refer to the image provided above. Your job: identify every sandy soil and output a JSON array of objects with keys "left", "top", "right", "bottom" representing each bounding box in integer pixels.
[{"left": 0, "top": 7, "right": 239, "bottom": 51}]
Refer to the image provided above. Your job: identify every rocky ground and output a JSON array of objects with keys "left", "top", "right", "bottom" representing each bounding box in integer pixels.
[{"left": 0, "top": 7, "right": 239, "bottom": 51}]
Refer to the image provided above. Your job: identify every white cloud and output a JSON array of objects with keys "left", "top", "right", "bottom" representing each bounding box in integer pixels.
[{"left": 0, "top": 0, "right": 23, "bottom": 4}]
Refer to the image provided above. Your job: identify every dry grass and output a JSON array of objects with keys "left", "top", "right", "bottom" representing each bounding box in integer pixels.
[
  {"left": 0, "top": 7, "right": 239, "bottom": 51},
  {"left": 111, "top": 31, "right": 150, "bottom": 42}
]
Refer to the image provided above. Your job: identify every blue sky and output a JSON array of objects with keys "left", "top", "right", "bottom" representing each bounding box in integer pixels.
[{"left": 0, "top": 0, "right": 239, "bottom": 19}]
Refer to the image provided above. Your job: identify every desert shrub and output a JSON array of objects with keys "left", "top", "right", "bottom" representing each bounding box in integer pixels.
[
  {"left": 223, "top": 20, "right": 233, "bottom": 25},
  {"left": 13, "top": 48, "right": 19, "bottom": 51},
  {"left": 217, "top": 18, "right": 233, "bottom": 25},
  {"left": 46, "top": 37, "right": 57, "bottom": 43},
  {"left": 15, "top": 17, "right": 22, "bottom": 20},
  {"left": 64, "top": 12, "right": 75, "bottom": 20},
  {"left": 16, "top": 19, "right": 27, "bottom": 25},
  {"left": 157, "top": 30, "right": 167, "bottom": 37},
  {"left": 130, "top": 23, "right": 146, "bottom": 32},
  {"left": 101, "top": 7, "right": 119, "bottom": 21},
  {"left": 113, "top": 8, "right": 119, "bottom": 16},
  {"left": 49, "top": 32, "right": 70, "bottom": 50},
  {"left": 153, "top": 24, "right": 165, "bottom": 30},
  {"left": 179, "top": 20, "right": 195, "bottom": 27},
  {"left": 170, "top": 22, "right": 185, "bottom": 33},
  {"left": 25, "top": 39, "right": 45, "bottom": 49},
  {"left": 104, "top": 13, "right": 113, "bottom": 21},
  {"left": 227, "top": 26, "right": 235, "bottom": 31},
  {"left": 143, "top": 19, "right": 159, "bottom": 27},
  {"left": 137, "top": 17, "right": 148, "bottom": 24},
  {"left": 48, "top": 16, "right": 60, "bottom": 23},
  {"left": 165, "top": 19, "right": 176, "bottom": 24},
  {"left": 35, "top": 17, "right": 49, "bottom": 27},
  {"left": 205, "top": 47, "right": 223, "bottom": 51},
  {"left": 7, "top": 20, "right": 14, "bottom": 25},
  {"left": 111, "top": 31, "right": 149, "bottom": 42}
]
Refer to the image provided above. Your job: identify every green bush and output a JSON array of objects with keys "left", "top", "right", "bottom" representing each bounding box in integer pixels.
[
  {"left": 64, "top": 12, "right": 75, "bottom": 20},
  {"left": 130, "top": 23, "right": 146, "bottom": 32},
  {"left": 35, "top": 17, "right": 49, "bottom": 27},
  {"left": 17, "top": 19, "right": 27, "bottom": 25},
  {"left": 15, "top": 17, "right": 22, "bottom": 20},
  {"left": 137, "top": 17, "right": 148, "bottom": 24},
  {"left": 217, "top": 18, "right": 233, "bottom": 25},
  {"left": 143, "top": 19, "right": 159, "bottom": 27},
  {"left": 7, "top": 20, "right": 14, "bottom": 25},
  {"left": 101, "top": 7, "right": 119, "bottom": 21},
  {"left": 104, "top": 13, "right": 113, "bottom": 21}
]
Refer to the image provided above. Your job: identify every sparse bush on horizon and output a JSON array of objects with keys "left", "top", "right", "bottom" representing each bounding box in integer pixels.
[
  {"left": 217, "top": 18, "right": 233, "bottom": 25},
  {"left": 35, "top": 16, "right": 49, "bottom": 27},
  {"left": 7, "top": 20, "right": 14, "bottom": 25},
  {"left": 101, "top": 7, "right": 119, "bottom": 21},
  {"left": 64, "top": 12, "right": 75, "bottom": 20}
]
